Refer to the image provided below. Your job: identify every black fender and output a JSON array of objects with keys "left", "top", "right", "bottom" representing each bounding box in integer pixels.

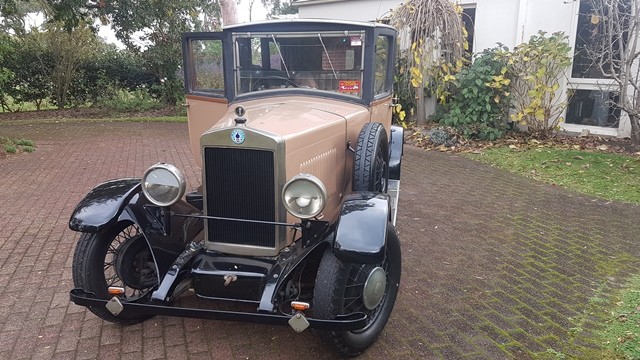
[
  {"left": 69, "top": 179, "right": 203, "bottom": 276},
  {"left": 69, "top": 179, "right": 142, "bottom": 233},
  {"left": 389, "top": 125, "right": 404, "bottom": 180},
  {"left": 333, "top": 192, "right": 390, "bottom": 264}
]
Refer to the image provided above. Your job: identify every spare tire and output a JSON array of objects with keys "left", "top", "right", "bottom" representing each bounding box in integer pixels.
[{"left": 352, "top": 122, "right": 389, "bottom": 192}]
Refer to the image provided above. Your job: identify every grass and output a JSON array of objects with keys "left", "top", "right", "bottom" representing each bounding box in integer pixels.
[
  {"left": 469, "top": 147, "right": 640, "bottom": 203},
  {"left": 469, "top": 145, "right": 640, "bottom": 359},
  {"left": 600, "top": 275, "right": 640, "bottom": 359},
  {"left": 1, "top": 137, "right": 36, "bottom": 155},
  {"left": 0, "top": 97, "right": 57, "bottom": 112},
  {"left": 76, "top": 116, "right": 187, "bottom": 123}
]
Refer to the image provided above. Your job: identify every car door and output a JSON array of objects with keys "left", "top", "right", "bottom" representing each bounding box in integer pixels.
[{"left": 182, "top": 32, "right": 228, "bottom": 167}]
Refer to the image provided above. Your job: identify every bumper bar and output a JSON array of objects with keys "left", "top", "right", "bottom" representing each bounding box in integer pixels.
[{"left": 70, "top": 289, "right": 367, "bottom": 331}]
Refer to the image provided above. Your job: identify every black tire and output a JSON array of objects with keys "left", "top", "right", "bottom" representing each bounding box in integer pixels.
[
  {"left": 313, "top": 225, "right": 401, "bottom": 357},
  {"left": 72, "top": 221, "right": 158, "bottom": 324},
  {"left": 353, "top": 122, "right": 389, "bottom": 193}
]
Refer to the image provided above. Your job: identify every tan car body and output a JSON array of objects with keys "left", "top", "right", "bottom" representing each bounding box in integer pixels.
[
  {"left": 186, "top": 93, "right": 392, "bottom": 254},
  {"left": 67, "top": 22, "right": 402, "bottom": 356}
]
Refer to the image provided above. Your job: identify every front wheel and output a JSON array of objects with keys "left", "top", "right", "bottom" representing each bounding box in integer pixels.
[
  {"left": 313, "top": 225, "right": 401, "bottom": 356},
  {"left": 72, "top": 221, "right": 159, "bottom": 324}
]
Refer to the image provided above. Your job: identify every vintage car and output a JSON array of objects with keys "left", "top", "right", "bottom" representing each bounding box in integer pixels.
[{"left": 69, "top": 19, "right": 404, "bottom": 356}]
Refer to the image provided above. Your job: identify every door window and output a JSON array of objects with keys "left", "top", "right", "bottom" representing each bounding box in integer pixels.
[{"left": 189, "top": 39, "right": 224, "bottom": 94}]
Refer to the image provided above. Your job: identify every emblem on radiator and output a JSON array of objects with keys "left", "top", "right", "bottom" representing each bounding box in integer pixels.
[
  {"left": 223, "top": 274, "right": 238, "bottom": 286},
  {"left": 231, "top": 129, "right": 245, "bottom": 144}
]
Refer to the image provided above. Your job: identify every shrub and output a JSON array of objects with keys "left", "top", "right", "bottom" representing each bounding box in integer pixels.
[
  {"left": 98, "top": 88, "right": 162, "bottom": 113},
  {"left": 441, "top": 47, "right": 511, "bottom": 140},
  {"left": 392, "top": 58, "right": 416, "bottom": 127},
  {"left": 500, "top": 31, "right": 571, "bottom": 138}
]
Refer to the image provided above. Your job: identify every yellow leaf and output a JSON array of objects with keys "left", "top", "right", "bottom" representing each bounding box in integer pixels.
[
  {"left": 591, "top": 15, "right": 600, "bottom": 25},
  {"left": 535, "top": 109, "right": 545, "bottom": 119},
  {"left": 494, "top": 95, "right": 500, "bottom": 103},
  {"left": 463, "top": 42, "right": 469, "bottom": 50}
]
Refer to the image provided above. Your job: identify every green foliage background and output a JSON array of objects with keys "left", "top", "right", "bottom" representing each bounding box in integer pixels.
[{"left": 0, "top": 0, "right": 220, "bottom": 111}]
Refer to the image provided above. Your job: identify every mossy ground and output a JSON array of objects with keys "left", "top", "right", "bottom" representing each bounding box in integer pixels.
[{"left": 468, "top": 148, "right": 640, "bottom": 203}]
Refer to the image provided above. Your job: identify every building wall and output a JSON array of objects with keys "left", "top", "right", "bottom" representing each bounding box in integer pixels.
[
  {"left": 296, "top": 0, "right": 632, "bottom": 137},
  {"left": 297, "top": 0, "right": 401, "bottom": 21}
]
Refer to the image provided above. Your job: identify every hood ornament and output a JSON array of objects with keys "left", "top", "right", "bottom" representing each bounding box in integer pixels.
[{"left": 234, "top": 105, "right": 247, "bottom": 126}]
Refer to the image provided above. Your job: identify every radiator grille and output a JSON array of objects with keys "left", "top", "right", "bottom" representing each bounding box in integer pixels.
[{"left": 204, "top": 147, "right": 276, "bottom": 247}]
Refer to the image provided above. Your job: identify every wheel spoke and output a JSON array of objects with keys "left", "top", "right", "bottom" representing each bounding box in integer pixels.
[
  {"left": 345, "top": 282, "right": 365, "bottom": 288},
  {"left": 100, "top": 224, "right": 156, "bottom": 302}
]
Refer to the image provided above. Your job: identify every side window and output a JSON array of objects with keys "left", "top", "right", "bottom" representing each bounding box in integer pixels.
[
  {"left": 251, "top": 37, "right": 262, "bottom": 67},
  {"left": 189, "top": 39, "right": 224, "bottom": 94},
  {"left": 374, "top": 36, "right": 390, "bottom": 96}
]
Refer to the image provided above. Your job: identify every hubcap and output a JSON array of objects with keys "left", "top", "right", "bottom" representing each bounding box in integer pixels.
[
  {"left": 362, "top": 267, "right": 387, "bottom": 310},
  {"left": 115, "top": 234, "right": 157, "bottom": 290}
]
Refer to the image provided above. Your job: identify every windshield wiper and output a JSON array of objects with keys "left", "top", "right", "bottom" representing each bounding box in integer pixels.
[
  {"left": 271, "top": 34, "right": 290, "bottom": 78},
  {"left": 318, "top": 34, "right": 338, "bottom": 79}
]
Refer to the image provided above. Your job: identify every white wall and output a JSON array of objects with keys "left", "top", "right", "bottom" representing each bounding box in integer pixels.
[
  {"left": 297, "top": 0, "right": 402, "bottom": 21},
  {"left": 297, "top": 0, "right": 580, "bottom": 53},
  {"left": 469, "top": 0, "right": 518, "bottom": 51}
]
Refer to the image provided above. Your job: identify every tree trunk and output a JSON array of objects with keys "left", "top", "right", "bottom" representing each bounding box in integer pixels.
[
  {"left": 220, "top": 0, "right": 239, "bottom": 26},
  {"left": 630, "top": 114, "right": 640, "bottom": 150},
  {"left": 415, "top": 85, "right": 426, "bottom": 125}
]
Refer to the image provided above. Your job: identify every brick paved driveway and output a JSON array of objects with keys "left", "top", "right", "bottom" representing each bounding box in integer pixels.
[{"left": 1, "top": 120, "right": 639, "bottom": 359}]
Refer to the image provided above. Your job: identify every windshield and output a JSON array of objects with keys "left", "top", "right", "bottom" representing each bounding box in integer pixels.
[{"left": 233, "top": 31, "right": 365, "bottom": 98}]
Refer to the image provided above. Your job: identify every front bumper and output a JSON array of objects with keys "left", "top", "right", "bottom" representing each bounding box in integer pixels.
[{"left": 70, "top": 289, "right": 367, "bottom": 331}]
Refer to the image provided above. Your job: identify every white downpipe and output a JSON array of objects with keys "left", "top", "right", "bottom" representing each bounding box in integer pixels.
[{"left": 515, "top": 0, "right": 529, "bottom": 46}]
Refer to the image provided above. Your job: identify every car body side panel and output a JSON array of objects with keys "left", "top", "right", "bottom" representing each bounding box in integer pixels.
[
  {"left": 370, "top": 95, "right": 393, "bottom": 138},
  {"left": 186, "top": 95, "right": 229, "bottom": 167}
]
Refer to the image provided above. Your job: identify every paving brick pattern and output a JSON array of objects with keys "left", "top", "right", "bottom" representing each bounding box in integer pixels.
[{"left": 1, "top": 120, "right": 639, "bottom": 359}]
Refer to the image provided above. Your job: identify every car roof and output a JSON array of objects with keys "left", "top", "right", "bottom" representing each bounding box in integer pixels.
[{"left": 224, "top": 18, "right": 396, "bottom": 32}]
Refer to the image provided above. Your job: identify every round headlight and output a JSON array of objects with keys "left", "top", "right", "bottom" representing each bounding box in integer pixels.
[
  {"left": 282, "top": 174, "right": 327, "bottom": 219},
  {"left": 141, "top": 163, "right": 186, "bottom": 207}
]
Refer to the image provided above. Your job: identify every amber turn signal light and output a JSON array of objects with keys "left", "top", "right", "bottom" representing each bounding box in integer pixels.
[
  {"left": 291, "top": 301, "right": 310, "bottom": 311},
  {"left": 108, "top": 286, "right": 125, "bottom": 295}
]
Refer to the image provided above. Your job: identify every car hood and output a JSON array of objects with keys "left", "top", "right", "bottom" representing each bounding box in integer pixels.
[{"left": 208, "top": 97, "right": 354, "bottom": 151}]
